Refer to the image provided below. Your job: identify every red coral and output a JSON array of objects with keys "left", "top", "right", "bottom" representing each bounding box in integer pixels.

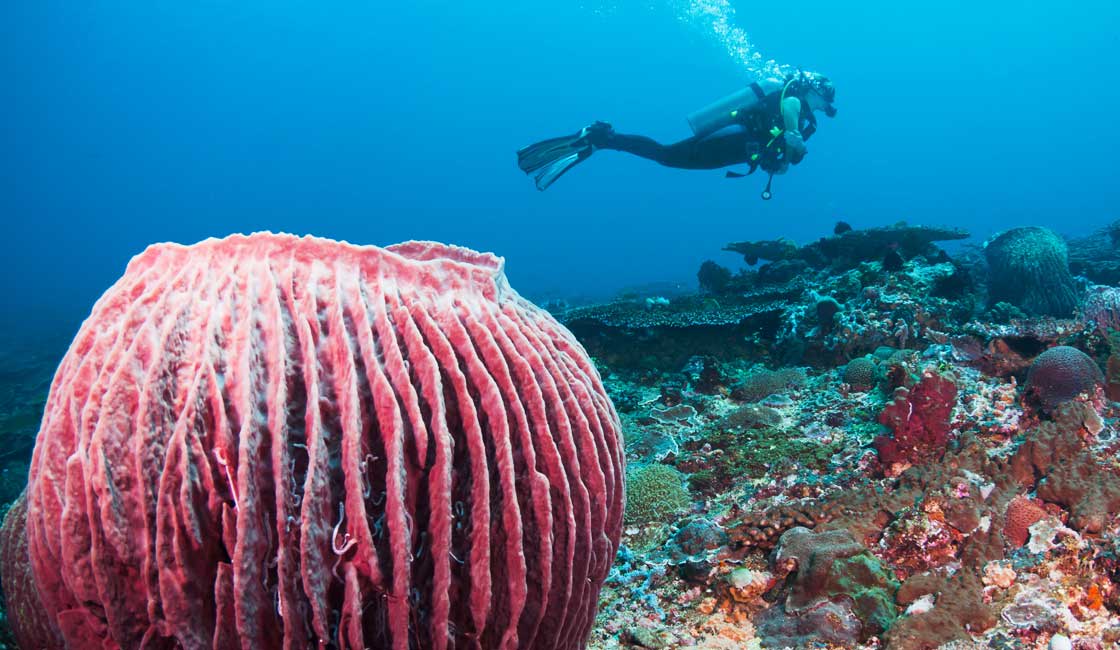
[
  {"left": 874, "top": 370, "right": 957, "bottom": 473},
  {"left": 1003, "top": 496, "right": 1048, "bottom": 548},
  {"left": 880, "top": 499, "right": 963, "bottom": 575},
  {"left": 0, "top": 234, "right": 625, "bottom": 650}
]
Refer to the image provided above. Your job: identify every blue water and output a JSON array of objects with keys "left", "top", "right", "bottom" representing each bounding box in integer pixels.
[{"left": 2, "top": 0, "right": 1119, "bottom": 337}]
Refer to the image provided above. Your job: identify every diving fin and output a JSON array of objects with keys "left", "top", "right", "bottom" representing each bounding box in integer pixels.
[{"left": 517, "top": 122, "right": 610, "bottom": 191}]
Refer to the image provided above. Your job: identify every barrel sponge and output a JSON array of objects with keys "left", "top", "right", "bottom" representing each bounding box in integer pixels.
[
  {"left": 0, "top": 233, "right": 625, "bottom": 650},
  {"left": 1026, "top": 345, "right": 1103, "bottom": 412},
  {"left": 984, "top": 226, "right": 1080, "bottom": 317}
]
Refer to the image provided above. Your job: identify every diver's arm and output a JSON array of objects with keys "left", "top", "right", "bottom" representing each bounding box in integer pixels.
[
  {"left": 781, "top": 96, "right": 801, "bottom": 134},
  {"left": 780, "top": 96, "right": 807, "bottom": 162}
]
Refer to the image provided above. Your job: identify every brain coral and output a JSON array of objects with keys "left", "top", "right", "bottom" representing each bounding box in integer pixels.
[
  {"left": 842, "top": 357, "right": 878, "bottom": 392},
  {"left": 984, "top": 226, "right": 1079, "bottom": 317},
  {"left": 1026, "top": 346, "right": 1103, "bottom": 412},
  {"left": 0, "top": 234, "right": 624, "bottom": 650}
]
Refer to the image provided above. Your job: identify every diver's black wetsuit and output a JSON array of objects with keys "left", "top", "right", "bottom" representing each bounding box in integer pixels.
[
  {"left": 517, "top": 74, "right": 831, "bottom": 192},
  {"left": 597, "top": 129, "right": 757, "bottom": 170}
]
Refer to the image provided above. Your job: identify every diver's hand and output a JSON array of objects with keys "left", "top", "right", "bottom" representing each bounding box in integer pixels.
[{"left": 783, "top": 130, "right": 807, "bottom": 163}]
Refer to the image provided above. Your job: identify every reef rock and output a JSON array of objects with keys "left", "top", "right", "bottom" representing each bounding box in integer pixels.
[
  {"left": 1066, "top": 219, "right": 1120, "bottom": 285},
  {"left": 725, "top": 224, "right": 968, "bottom": 274},
  {"left": 0, "top": 233, "right": 624, "bottom": 650}
]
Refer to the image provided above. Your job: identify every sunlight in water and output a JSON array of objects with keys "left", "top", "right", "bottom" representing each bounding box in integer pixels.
[
  {"left": 582, "top": 0, "right": 788, "bottom": 79},
  {"left": 675, "top": 0, "right": 786, "bottom": 79}
]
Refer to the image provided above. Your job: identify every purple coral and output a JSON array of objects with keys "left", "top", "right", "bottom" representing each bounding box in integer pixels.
[{"left": 1026, "top": 346, "right": 1103, "bottom": 412}]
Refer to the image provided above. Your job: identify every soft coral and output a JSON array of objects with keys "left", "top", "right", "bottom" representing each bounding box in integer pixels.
[{"left": 874, "top": 370, "right": 957, "bottom": 474}]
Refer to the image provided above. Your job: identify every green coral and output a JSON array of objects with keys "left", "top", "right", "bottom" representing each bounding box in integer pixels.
[
  {"left": 705, "top": 425, "right": 842, "bottom": 483},
  {"left": 833, "top": 552, "right": 901, "bottom": 635},
  {"left": 624, "top": 464, "right": 691, "bottom": 525},
  {"left": 773, "top": 527, "right": 900, "bottom": 641}
]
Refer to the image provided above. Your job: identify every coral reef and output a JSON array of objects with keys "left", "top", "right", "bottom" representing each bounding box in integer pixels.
[
  {"left": 0, "top": 234, "right": 624, "bottom": 650},
  {"left": 9, "top": 219, "right": 1120, "bottom": 650},
  {"left": 985, "top": 226, "right": 1080, "bottom": 317},
  {"left": 567, "top": 221, "right": 1120, "bottom": 650}
]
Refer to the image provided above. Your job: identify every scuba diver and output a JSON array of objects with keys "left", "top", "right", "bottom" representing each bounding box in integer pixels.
[{"left": 517, "top": 70, "right": 836, "bottom": 200}]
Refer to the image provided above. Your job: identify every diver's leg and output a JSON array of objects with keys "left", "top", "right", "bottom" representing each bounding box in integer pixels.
[{"left": 600, "top": 130, "right": 753, "bottom": 170}]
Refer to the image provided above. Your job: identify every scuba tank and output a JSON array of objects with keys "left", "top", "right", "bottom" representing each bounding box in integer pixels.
[{"left": 685, "top": 78, "right": 782, "bottom": 138}]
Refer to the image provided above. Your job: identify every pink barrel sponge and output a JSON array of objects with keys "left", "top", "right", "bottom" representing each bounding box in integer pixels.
[{"left": 0, "top": 234, "right": 625, "bottom": 650}]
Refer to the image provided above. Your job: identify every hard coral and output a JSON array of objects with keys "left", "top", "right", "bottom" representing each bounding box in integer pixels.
[
  {"left": 1026, "top": 346, "right": 1104, "bottom": 413},
  {"left": 874, "top": 370, "right": 958, "bottom": 474},
  {"left": 697, "top": 260, "right": 733, "bottom": 294},
  {"left": 0, "top": 234, "right": 625, "bottom": 650},
  {"left": 624, "top": 464, "right": 691, "bottom": 526},
  {"left": 729, "top": 367, "right": 806, "bottom": 403},
  {"left": 843, "top": 357, "right": 878, "bottom": 392},
  {"left": 888, "top": 570, "right": 995, "bottom": 650},
  {"left": 984, "top": 226, "right": 1080, "bottom": 317},
  {"left": 1003, "top": 496, "right": 1049, "bottom": 549}
]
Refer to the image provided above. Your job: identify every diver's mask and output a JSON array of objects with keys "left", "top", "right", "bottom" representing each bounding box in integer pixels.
[{"left": 806, "top": 73, "right": 837, "bottom": 117}]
